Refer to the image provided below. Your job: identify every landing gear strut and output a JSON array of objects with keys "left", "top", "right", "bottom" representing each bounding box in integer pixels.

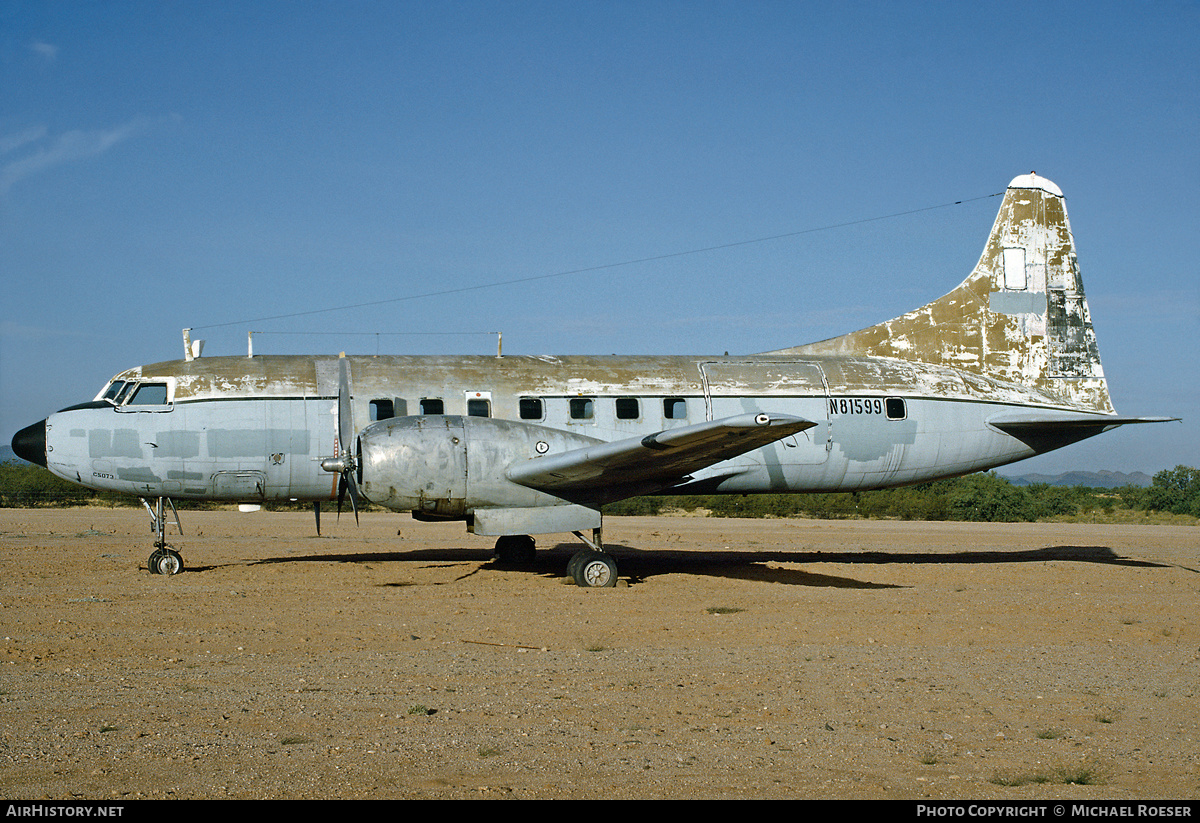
[
  {"left": 141, "top": 497, "right": 184, "bottom": 575},
  {"left": 567, "top": 527, "right": 618, "bottom": 588}
]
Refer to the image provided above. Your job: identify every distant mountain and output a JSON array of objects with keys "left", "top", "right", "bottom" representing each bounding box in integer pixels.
[{"left": 1003, "top": 470, "right": 1153, "bottom": 488}]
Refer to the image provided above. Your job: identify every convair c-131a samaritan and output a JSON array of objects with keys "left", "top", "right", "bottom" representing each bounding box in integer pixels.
[{"left": 11, "top": 173, "right": 1172, "bottom": 586}]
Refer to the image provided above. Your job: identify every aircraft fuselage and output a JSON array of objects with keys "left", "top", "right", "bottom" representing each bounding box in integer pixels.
[{"left": 36, "top": 351, "right": 1079, "bottom": 510}]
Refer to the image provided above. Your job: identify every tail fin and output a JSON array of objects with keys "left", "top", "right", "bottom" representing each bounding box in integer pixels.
[{"left": 770, "top": 173, "right": 1114, "bottom": 414}]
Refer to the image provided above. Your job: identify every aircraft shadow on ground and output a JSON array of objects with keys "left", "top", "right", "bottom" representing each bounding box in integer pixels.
[{"left": 239, "top": 543, "right": 1171, "bottom": 589}]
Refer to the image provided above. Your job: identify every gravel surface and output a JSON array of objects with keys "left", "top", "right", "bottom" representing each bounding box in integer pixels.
[{"left": 1, "top": 509, "right": 1196, "bottom": 799}]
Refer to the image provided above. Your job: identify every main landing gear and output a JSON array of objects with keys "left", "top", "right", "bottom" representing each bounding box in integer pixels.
[
  {"left": 493, "top": 528, "right": 619, "bottom": 588},
  {"left": 566, "top": 527, "right": 618, "bottom": 588},
  {"left": 141, "top": 497, "right": 184, "bottom": 575}
]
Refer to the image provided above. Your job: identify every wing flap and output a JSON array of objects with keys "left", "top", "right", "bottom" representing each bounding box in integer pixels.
[{"left": 506, "top": 413, "right": 815, "bottom": 497}]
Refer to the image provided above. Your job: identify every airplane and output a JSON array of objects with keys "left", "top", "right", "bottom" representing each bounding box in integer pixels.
[{"left": 10, "top": 172, "right": 1171, "bottom": 587}]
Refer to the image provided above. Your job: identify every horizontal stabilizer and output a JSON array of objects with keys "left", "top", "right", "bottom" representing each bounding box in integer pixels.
[
  {"left": 988, "top": 412, "right": 1178, "bottom": 454},
  {"left": 507, "top": 413, "right": 814, "bottom": 501}
]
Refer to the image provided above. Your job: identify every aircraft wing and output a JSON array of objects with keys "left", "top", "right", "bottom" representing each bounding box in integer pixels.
[
  {"left": 506, "top": 413, "right": 815, "bottom": 501},
  {"left": 988, "top": 411, "right": 1178, "bottom": 453}
]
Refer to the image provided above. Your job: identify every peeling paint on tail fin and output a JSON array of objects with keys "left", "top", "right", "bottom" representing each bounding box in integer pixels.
[{"left": 771, "top": 173, "right": 1114, "bottom": 414}]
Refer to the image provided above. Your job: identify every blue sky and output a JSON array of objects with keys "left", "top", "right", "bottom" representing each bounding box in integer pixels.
[{"left": 2, "top": 1, "right": 1197, "bottom": 477}]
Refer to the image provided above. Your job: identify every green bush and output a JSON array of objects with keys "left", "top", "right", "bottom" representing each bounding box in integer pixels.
[
  {"left": 605, "top": 472, "right": 1118, "bottom": 523},
  {"left": 1145, "top": 465, "right": 1200, "bottom": 516},
  {"left": 0, "top": 460, "right": 100, "bottom": 507},
  {"left": 948, "top": 472, "right": 1036, "bottom": 522}
]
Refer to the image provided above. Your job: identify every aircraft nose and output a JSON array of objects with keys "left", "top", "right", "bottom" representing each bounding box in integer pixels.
[{"left": 11, "top": 420, "right": 48, "bottom": 467}]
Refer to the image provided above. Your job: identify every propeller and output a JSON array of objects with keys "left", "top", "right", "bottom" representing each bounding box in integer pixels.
[{"left": 319, "top": 354, "right": 361, "bottom": 525}]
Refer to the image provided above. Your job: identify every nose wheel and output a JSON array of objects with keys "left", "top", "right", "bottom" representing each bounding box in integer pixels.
[
  {"left": 142, "top": 497, "right": 185, "bottom": 575},
  {"left": 148, "top": 547, "right": 184, "bottom": 575}
]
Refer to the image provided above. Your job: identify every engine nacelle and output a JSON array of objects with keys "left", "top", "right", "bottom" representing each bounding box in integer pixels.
[{"left": 358, "top": 415, "right": 604, "bottom": 518}]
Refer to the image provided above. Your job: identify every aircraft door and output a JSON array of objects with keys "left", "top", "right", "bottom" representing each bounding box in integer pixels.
[{"left": 264, "top": 399, "right": 309, "bottom": 500}]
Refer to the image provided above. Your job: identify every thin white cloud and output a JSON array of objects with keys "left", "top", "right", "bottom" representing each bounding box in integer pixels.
[
  {"left": 0, "top": 126, "right": 48, "bottom": 156},
  {"left": 0, "top": 118, "right": 160, "bottom": 195},
  {"left": 30, "top": 41, "right": 58, "bottom": 62}
]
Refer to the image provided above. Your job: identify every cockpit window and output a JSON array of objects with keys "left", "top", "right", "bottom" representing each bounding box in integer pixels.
[
  {"left": 102, "top": 381, "right": 127, "bottom": 403},
  {"left": 113, "top": 382, "right": 136, "bottom": 404},
  {"left": 128, "top": 383, "right": 169, "bottom": 406}
]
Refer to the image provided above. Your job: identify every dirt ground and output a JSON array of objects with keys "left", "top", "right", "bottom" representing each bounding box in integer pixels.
[{"left": 0, "top": 507, "right": 1196, "bottom": 800}]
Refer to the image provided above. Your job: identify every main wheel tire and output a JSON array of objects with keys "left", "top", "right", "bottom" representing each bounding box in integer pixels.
[
  {"left": 566, "top": 549, "right": 589, "bottom": 581},
  {"left": 572, "top": 551, "right": 617, "bottom": 588},
  {"left": 148, "top": 548, "right": 184, "bottom": 575}
]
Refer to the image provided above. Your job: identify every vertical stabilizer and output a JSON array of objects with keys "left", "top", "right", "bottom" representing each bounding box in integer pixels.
[{"left": 771, "top": 173, "right": 1114, "bottom": 413}]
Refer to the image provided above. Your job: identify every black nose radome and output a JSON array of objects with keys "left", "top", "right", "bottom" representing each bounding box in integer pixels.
[{"left": 11, "top": 420, "right": 47, "bottom": 467}]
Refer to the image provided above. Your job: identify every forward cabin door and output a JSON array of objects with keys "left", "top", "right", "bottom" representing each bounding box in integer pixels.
[{"left": 264, "top": 397, "right": 307, "bottom": 501}]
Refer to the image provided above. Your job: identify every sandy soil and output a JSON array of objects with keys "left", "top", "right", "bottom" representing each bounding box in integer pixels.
[{"left": 0, "top": 507, "right": 1196, "bottom": 800}]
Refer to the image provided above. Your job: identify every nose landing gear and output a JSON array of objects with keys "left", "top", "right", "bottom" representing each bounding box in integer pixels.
[{"left": 141, "top": 497, "right": 184, "bottom": 575}]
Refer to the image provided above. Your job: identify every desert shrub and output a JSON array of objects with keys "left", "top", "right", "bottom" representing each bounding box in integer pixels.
[
  {"left": 947, "top": 472, "right": 1036, "bottom": 522},
  {"left": 0, "top": 461, "right": 98, "bottom": 507},
  {"left": 1029, "top": 483, "right": 1080, "bottom": 518},
  {"left": 1144, "top": 465, "right": 1200, "bottom": 516}
]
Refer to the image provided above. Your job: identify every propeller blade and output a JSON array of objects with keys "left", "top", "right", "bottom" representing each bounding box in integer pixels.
[
  {"left": 347, "top": 472, "right": 360, "bottom": 524},
  {"left": 336, "top": 472, "right": 360, "bottom": 525},
  {"left": 345, "top": 470, "right": 357, "bottom": 523},
  {"left": 322, "top": 353, "right": 360, "bottom": 527},
  {"left": 337, "top": 355, "right": 353, "bottom": 458},
  {"left": 336, "top": 470, "right": 357, "bottom": 523},
  {"left": 313, "top": 501, "right": 321, "bottom": 536},
  {"left": 350, "top": 434, "right": 362, "bottom": 521}
]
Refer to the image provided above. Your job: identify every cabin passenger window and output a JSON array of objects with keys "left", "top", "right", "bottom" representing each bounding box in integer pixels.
[
  {"left": 420, "top": 398, "right": 444, "bottom": 415},
  {"left": 467, "top": 398, "right": 490, "bottom": 417},
  {"left": 664, "top": 398, "right": 687, "bottom": 419},
  {"left": 569, "top": 398, "right": 594, "bottom": 420},
  {"left": 615, "top": 398, "right": 640, "bottom": 420},
  {"left": 128, "top": 383, "right": 169, "bottom": 405},
  {"left": 370, "top": 399, "right": 395, "bottom": 421},
  {"left": 885, "top": 398, "right": 907, "bottom": 420},
  {"left": 519, "top": 397, "right": 544, "bottom": 420}
]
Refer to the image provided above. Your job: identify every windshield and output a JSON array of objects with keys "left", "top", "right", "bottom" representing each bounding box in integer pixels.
[
  {"left": 101, "top": 381, "right": 127, "bottom": 403},
  {"left": 99, "top": 380, "right": 161, "bottom": 406}
]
